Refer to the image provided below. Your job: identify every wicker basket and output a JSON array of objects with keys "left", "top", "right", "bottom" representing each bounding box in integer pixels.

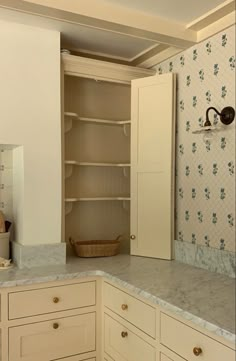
[{"left": 69, "top": 236, "right": 121, "bottom": 258}]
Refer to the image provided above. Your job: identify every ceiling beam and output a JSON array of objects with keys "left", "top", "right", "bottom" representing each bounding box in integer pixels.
[
  {"left": 0, "top": 0, "right": 196, "bottom": 48},
  {"left": 131, "top": 44, "right": 170, "bottom": 66},
  {"left": 197, "top": 10, "right": 235, "bottom": 42},
  {"left": 186, "top": 0, "right": 235, "bottom": 31},
  {"left": 136, "top": 47, "right": 183, "bottom": 69}
]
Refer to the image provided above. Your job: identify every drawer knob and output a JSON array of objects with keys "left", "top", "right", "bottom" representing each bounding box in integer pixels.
[
  {"left": 193, "top": 347, "right": 202, "bottom": 356},
  {"left": 53, "top": 323, "right": 59, "bottom": 329},
  {"left": 121, "top": 304, "right": 128, "bottom": 310},
  {"left": 53, "top": 297, "right": 60, "bottom": 303},
  {"left": 130, "top": 235, "right": 136, "bottom": 240},
  {"left": 121, "top": 331, "right": 128, "bottom": 338}
]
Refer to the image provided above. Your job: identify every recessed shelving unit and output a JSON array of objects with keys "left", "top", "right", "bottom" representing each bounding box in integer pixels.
[{"left": 64, "top": 75, "right": 131, "bottom": 251}]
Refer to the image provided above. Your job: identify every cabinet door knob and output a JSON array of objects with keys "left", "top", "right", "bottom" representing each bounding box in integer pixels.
[
  {"left": 130, "top": 235, "right": 136, "bottom": 240},
  {"left": 53, "top": 322, "right": 59, "bottom": 329},
  {"left": 121, "top": 304, "right": 128, "bottom": 310},
  {"left": 193, "top": 347, "right": 202, "bottom": 356},
  {"left": 53, "top": 297, "right": 60, "bottom": 303},
  {"left": 121, "top": 331, "right": 128, "bottom": 338}
]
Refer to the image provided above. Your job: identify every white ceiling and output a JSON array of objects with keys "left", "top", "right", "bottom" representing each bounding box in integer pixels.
[
  {"left": 0, "top": 0, "right": 233, "bottom": 67},
  {"left": 0, "top": 7, "right": 158, "bottom": 61},
  {"left": 104, "top": 0, "right": 227, "bottom": 24}
]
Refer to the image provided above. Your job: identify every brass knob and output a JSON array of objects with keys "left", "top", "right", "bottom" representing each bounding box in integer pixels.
[
  {"left": 121, "top": 331, "right": 128, "bottom": 338},
  {"left": 53, "top": 322, "right": 59, "bottom": 329},
  {"left": 121, "top": 304, "right": 128, "bottom": 310},
  {"left": 193, "top": 347, "right": 202, "bottom": 356},
  {"left": 53, "top": 297, "right": 60, "bottom": 304},
  {"left": 130, "top": 235, "right": 136, "bottom": 240}
]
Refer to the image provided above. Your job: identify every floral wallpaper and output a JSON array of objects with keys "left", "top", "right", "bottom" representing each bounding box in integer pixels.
[{"left": 155, "top": 25, "right": 235, "bottom": 253}]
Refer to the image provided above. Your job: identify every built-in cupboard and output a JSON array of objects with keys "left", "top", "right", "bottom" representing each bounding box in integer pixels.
[{"left": 62, "top": 54, "right": 176, "bottom": 259}]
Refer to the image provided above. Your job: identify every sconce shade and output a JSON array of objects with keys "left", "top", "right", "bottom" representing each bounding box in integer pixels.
[{"left": 220, "top": 106, "right": 235, "bottom": 125}]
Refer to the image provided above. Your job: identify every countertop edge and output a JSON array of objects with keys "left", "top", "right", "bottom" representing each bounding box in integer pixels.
[{"left": 0, "top": 268, "right": 235, "bottom": 344}]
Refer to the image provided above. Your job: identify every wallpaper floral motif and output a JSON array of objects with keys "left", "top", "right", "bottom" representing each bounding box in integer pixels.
[{"left": 156, "top": 25, "right": 235, "bottom": 253}]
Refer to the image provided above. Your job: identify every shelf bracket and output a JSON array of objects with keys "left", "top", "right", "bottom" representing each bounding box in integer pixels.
[
  {"left": 123, "top": 124, "right": 129, "bottom": 137},
  {"left": 123, "top": 167, "right": 128, "bottom": 177},
  {"left": 65, "top": 202, "right": 73, "bottom": 216},
  {"left": 65, "top": 164, "right": 73, "bottom": 179},
  {"left": 122, "top": 200, "right": 129, "bottom": 211},
  {"left": 64, "top": 118, "right": 73, "bottom": 133}
]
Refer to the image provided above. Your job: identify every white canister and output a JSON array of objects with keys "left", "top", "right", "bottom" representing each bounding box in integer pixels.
[{"left": 0, "top": 232, "right": 10, "bottom": 259}]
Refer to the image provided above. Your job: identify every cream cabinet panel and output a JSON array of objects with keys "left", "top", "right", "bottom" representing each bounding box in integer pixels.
[
  {"left": 104, "top": 314, "right": 156, "bottom": 361},
  {"left": 161, "top": 313, "right": 235, "bottom": 361},
  {"left": 55, "top": 357, "right": 95, "bottom": 361},
  {"left": 104, "top": 282, "right": 156, "bottom": 338},
  {"left": 160, "top": 350, "right": 185, "bottom": 361},
  {"left": 9, "top": 312, "right": 95, "bottom": 361},
  {"left": 161, "top": 354, "right": 173, "bottom": 361},
  {"left": 130, "top": 74, "right": 176, "bottom": 259},
  {"left": 9, "top": 281, "right": 96, "bottom": 319}
]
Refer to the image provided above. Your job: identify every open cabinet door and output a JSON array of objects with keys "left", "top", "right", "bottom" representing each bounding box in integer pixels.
[{"left": 130, "top": 73, "right": 176, "bottom": 259}]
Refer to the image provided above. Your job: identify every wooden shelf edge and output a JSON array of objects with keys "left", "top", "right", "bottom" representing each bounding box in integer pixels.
[
  {"left": 65, "top": 161, "right": 131, "bottom": 167},
  {"left": 65, "top": 197, "right": 131, "bottom": 202},
  {"left": 64, "top": 112, "right": 130, "bottom": 125}
]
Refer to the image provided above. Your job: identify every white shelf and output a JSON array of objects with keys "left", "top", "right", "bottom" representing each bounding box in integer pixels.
[
  {"left": 65, "top": 197, "right": 130, "bottom": 202},
  {"left": 65, "top": 160, "right": 130, "bottom": 167},
  {"left": 64, "top": 112, "right": 130, "bottom": 126}
]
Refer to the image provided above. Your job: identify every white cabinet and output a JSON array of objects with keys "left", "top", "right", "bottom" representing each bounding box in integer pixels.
[
  {"left": 1, "top": 277, "right": 235, "bottom": 361},
  {"left": 3, "top": 279, "right": 98, "bottom": 361},
  {"left": 104, "top": 314, "right": 156, "bottom": 361},
  {"left": 62, "top": 54, "right": 175, "bottom": 259},
  {"left": 9, "top": 313, "right": 95, "bottom": 361},
  {"left": 104, "top": 282, "right": 156, "bottom": 338},
  {"left": 9, "top": 281, "right": 96, "bottom": 319},
  {"left": 103, "top": 281, "right": 158, "bottom": 361},
  {"left": 160, "top": 312, "right": 235, "bottom": 361}
]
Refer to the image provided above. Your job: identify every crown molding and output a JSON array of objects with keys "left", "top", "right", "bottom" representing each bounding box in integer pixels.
[{"left": 62, "top": 54, "right": 156, "bottom": 84}]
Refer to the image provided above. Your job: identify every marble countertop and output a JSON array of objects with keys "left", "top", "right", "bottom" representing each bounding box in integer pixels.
[{"left": 0, "top": 255, "right": 235, "bottom": 343}]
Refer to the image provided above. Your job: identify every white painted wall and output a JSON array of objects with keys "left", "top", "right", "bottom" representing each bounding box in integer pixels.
[{"left": 0, "top": 20, "right": 61, "bottom": 245}]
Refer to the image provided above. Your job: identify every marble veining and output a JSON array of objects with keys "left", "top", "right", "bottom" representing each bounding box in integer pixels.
[
  {"left": 175, "top": 240, "right": 236, "bottom": 278},
  {"left": 0, "top": 254, "right": 235, "bottom": 343},
  {"left": 12, "top": 241, "right": 66, "bottom": 268}
]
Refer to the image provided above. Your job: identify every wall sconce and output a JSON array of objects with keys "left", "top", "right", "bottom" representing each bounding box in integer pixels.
[{"left": 193, "top": 106, "right": 235, "bottom": 142}]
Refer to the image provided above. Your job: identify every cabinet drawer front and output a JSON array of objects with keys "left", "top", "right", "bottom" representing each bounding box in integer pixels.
[
  {"left": 161, "top": 313, "right": 235, "bottom": 361},
  {"left": 104, "top": 282, "right": 156, "bottom": 338},
  {"left": 104, "top": 314, "right": 155, "bottom": 361},
  {"left": 9, "top": 312, "right": 95, "bottom": 361},
  {"left": 9, "top": 281, "right": 96, "bottom": 319}
]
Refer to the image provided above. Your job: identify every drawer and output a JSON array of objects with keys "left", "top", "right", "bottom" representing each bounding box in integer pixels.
[
  {"left": 9, "top": 281, "right": 96, "bottom": 319},
  {"left": 161, "top": 313, "right": 235, "bottom": 361},
  {"left": 9, "top": 312, "right": 95, "bottom": 361},
  {"left": 104, "top": 282, "right": 156, "bottom": 338},
  {"left": 104, "top": 313, "right": 156, "bottom": 361}
]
